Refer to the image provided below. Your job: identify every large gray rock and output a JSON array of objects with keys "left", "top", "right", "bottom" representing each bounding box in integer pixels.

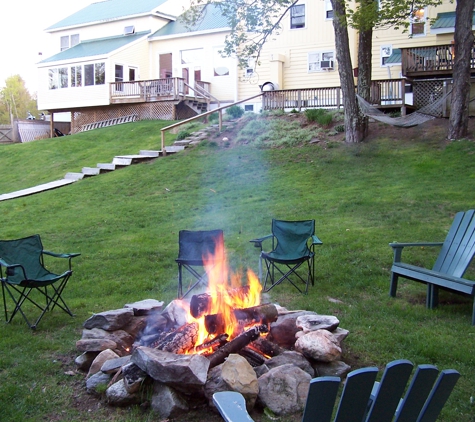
[
  {"left": 83, "top": 308, "right": 134, "bottom": 331},
  {"left": 101, "top": 355, "right": 131, "bottom": 374},
  {"left": 75, "top": 351, "right": 99, "bottom": 372},
  {"left": 131, "top": 346, "right": 210, "bottom": 391},
  {"left": 150, "top": 383, "right": 189, "bottom": 419},
  {"left": 296, "top": 314, "right": 340, "bottom": 333},
  {"left": 86, "top": 371, "right": 112, "bottom": 395},
  {"left": 269, "top": 311, "right": 316, "bottom": 348},
  {"left": 294, "top": 330, "right": 342, "bottom": 362},
  {"left": 106, "top": 380, "right": 141, "bottom": 406},
  {"left": 161, "top": 299, "right": 189, "bottom": 327},
  {"left": 221, "top": 354, "right": 259, "bottom": 408},
  {"left": 265, "top": 350, "right": 315, "bottom": 377},
  {"left": 258, "top": 364, "right": 311, "bottom": 416},
  {"left": 313, "top": 360, "right": 351, "bottom": 378},
  {"left": 124, "top": 299, "right": 164, "bottom": 316},
  {"left": 76, "top": 338, "right": 118, "bottom": 354},
  {"left": 87, "top": 349, "right": 119, "bottom": 378},
  {"left": 81, "top": 328, "right": 134, "bottom": 355},
  {"left": 123, "top": 362, "right": 149, "bottom": 394},
  {"left": 332, "top": 327, "right": 350, "bottom": 345}
]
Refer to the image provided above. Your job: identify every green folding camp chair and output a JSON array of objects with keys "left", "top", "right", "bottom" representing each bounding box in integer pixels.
[
  {"left": 250, "top": 219, "right": 322, "bottom": 294},
  {"left": 176, "top": 229, "right": 224, "bottom": 298},
  {"left": 0, "top": 234, "right": 80, "bottom": 329}
]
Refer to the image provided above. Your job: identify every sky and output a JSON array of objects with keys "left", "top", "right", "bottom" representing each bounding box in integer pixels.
[{"left": 0, "top": 0, "right": 94, "bottom": 94}]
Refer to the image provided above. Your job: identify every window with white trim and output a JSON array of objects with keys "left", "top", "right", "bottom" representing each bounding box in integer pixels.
[
  {"left": 213, "top": 47, "right": 230, "bottom": 76},
  {"left": 71, "top": 66, "right": 82, "bottom": 87},
  {"left": 308, "top": 51, "right": 335, "bottom": 72},
  {"left": 381, "top": 45, "right": 392, "bottom": 66},
  {"left": 60, "top": 34, "right": 79, "bottom": 51},
  {"left": 410, "top": 8, "right": 426, "bottom": 36},
  {"left": 48, "top": 67, "right": 68, "bottom": 89},
  {"left": 290, "top": 4, "right": 305, "bottom": 29},
  {"left": 85, "top": 63, "right": 105, "bottom": 86},
  {"left": 324, "top": 0, "right": 333, "bottom": 19}
]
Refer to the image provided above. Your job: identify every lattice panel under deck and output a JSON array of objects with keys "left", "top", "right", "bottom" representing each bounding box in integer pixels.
[{"left": 71, "top": 102, "right": 176, "bottom": 133}]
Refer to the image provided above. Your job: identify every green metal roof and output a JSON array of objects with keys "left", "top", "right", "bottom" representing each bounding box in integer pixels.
[
  {"left": 39, "top": 31, "right": 150, "bottom": 63},
  {"left": 46, "top": 0, "right": 170, "bottom": 30},
  {"left": 431, "top": 11, "right": 475, "bottom": 31},
  {"left": 151, "top": 4, "right": 229, "bottom": 38},
  {"left": 385, "top": 48, "right": 401, "bottom": 64}
]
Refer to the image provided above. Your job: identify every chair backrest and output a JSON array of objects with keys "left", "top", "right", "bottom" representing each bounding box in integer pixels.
[
  {"left": 302, "top": 360, "right": 460, "bottom": 422},
  {"left": 433, "top": 209, "right": 475, "bottom": 277},
  {"left": 0, "top": 234, "right": 49, "bottom": 283},
  {"left": 271, "top": 219, "right": 315, "bottom": 260},
  {"left": 177, "top": 229, "right": 224, "bottom": 265}
]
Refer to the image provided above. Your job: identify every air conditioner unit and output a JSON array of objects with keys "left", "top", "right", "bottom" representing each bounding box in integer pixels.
[{"left": 320, "top": 60, "right": 334, "bottom": 70}]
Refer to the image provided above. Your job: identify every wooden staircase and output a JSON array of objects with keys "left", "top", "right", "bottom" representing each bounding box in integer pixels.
[{"left": 0, "top": 146, "right": 185, "bottom": 202}]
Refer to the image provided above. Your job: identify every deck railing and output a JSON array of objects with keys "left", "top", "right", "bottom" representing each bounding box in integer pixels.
[
  {"left": 263, "top": 79, "right": 407, "bottom": 111},
  {"left": 110, "top": 77, "right": 206, "bottom": 102},
  {"left": 262, "top": 87, "right": 342, "bottom": 110},
  {"left": 401, "top": 43, "right": 475, "bottom": 76}
]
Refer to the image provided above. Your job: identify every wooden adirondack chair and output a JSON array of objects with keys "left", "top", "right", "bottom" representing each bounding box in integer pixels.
[
  {"left": 212, "top": 360, "right": 460, "bottom": 422},
  {"left": 389, "top": 209, "right": 475, "bottom": 325}
]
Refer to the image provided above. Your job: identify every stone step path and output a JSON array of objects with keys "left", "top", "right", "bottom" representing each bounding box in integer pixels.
[
  {"left": 0, "top": 147, "right": 184, "bottom": 202},
  {"left": 0, "top": 121, "right": 230, "bottom": 202}
]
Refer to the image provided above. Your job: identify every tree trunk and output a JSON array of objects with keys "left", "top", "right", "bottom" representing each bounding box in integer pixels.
[
  {"left": 331, "top": 0, "right": 365, "bottom": 143},
  {"left": 357, "top": 26, "right": 373, "bottom": 139},
  {"left": 447, "top": 0, "right": 475, "bottom": 140}
]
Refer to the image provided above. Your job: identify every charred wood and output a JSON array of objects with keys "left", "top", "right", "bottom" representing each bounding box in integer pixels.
[
  {"left": 207, "top": 325, "right": 268, "bottom": 369},
  {"left": 238, "top": 347, "right": 267, "bottom": 367},
  {"left": 204, "top": 303, "right": 278, "bottom": 335},
  {"left": 189, "top": 287, "right": 251, "bottom": 318},
  {"left": 152, "top": 322, "right": 198, "bottom": 354},
  {"left": 251, "top": 337, "right": 285, "bottom": 358},
  {"left": 194, "top": 333, "right": 229, "bottom": 353}
]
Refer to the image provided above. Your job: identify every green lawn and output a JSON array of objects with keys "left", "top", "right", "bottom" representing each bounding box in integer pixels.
[{"left": 0, "top": 118, "right": 474, "bottom": 421}]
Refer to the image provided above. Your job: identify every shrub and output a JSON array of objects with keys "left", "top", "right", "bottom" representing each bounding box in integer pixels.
[
  {"left": 208, "top": 112, "right": 219, "bottom": 123},
  {"left": 226, "top": 105, "right": 244, "bottom": 119},
  {"left": 334, "top": 124, "right": 345, "bottom": 133},
  {"left": 176, "top": 129, "right": 192, "bottom": 140},
  {"left": 305, "top": 108, "right": 327, "bottom": 123}
]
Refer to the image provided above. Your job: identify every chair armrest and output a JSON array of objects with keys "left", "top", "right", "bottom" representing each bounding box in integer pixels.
[
  {"left": 389, "top": 242, "right": 443, "bottom": 249},
  {"left": 0, "top": 258, "right": 28, "bottom": 280},
  {"left": 249, "top": 234, "right": 273, "bottom": 251},
  {"left": 389, "top": 242, "right": 443, "bottom": 263},
  {"left": 311, "top": 235, "right": 323, "bottom": 246},
  {"left": 43, "top": 251, "right": 80, "bottom": 271},
  {"left": 43, "top": 251, "right": 81, "bottom": 259}
]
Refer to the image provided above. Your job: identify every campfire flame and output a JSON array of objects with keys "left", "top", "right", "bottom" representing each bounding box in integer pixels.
[{"left": 185, "top": 239, "right": 262, "bottom": 353}]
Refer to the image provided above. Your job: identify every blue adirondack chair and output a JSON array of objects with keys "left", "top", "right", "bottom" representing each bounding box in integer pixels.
[
  {"left": 389, "top": 209, "right": 475, "bottom": 324},
  {"left": 212, "top": 360, "right": 460, "bottom": 422}
]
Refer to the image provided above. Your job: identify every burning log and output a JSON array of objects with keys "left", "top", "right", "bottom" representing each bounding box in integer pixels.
[
  {"left": 207, "top": 324, "right": 268, "bottom": 369},
  {"left": 204, "top": 303, "right": 279, "bottom": 335},
  {"left": 152, "top": 322, "right": 199, "bottom": 354},
  {"left": 239, "top": 347, "right": 267, "bottom": 367},
  {"left": 251, "top": 337, "right": 285, "bottom": 358},
  {"left": 194, "top": 333, "right": 229, "bottom": 353},
  {"left": 189, "top": 287, "right": 251, "bottom": 318}
]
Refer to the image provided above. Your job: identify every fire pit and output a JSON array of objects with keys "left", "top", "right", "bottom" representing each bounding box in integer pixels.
[{"left": 75, "top": 242, "right": 350, "bottom": 418}]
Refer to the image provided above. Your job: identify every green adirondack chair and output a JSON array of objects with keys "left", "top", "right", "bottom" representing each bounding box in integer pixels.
[
  {"left": 0, "top": 234, "right": 80, "bottom": 329},
  {"left": 212, "top": 360, "right": 460, "bottom": 422},
  {"left": 389, "top": 209, "right": 475, "bottom": 324}
]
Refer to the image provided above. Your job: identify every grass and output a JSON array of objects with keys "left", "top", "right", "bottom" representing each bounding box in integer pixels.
[{"left": 0, "top": 118, "right": 475, "bottom": 421}]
